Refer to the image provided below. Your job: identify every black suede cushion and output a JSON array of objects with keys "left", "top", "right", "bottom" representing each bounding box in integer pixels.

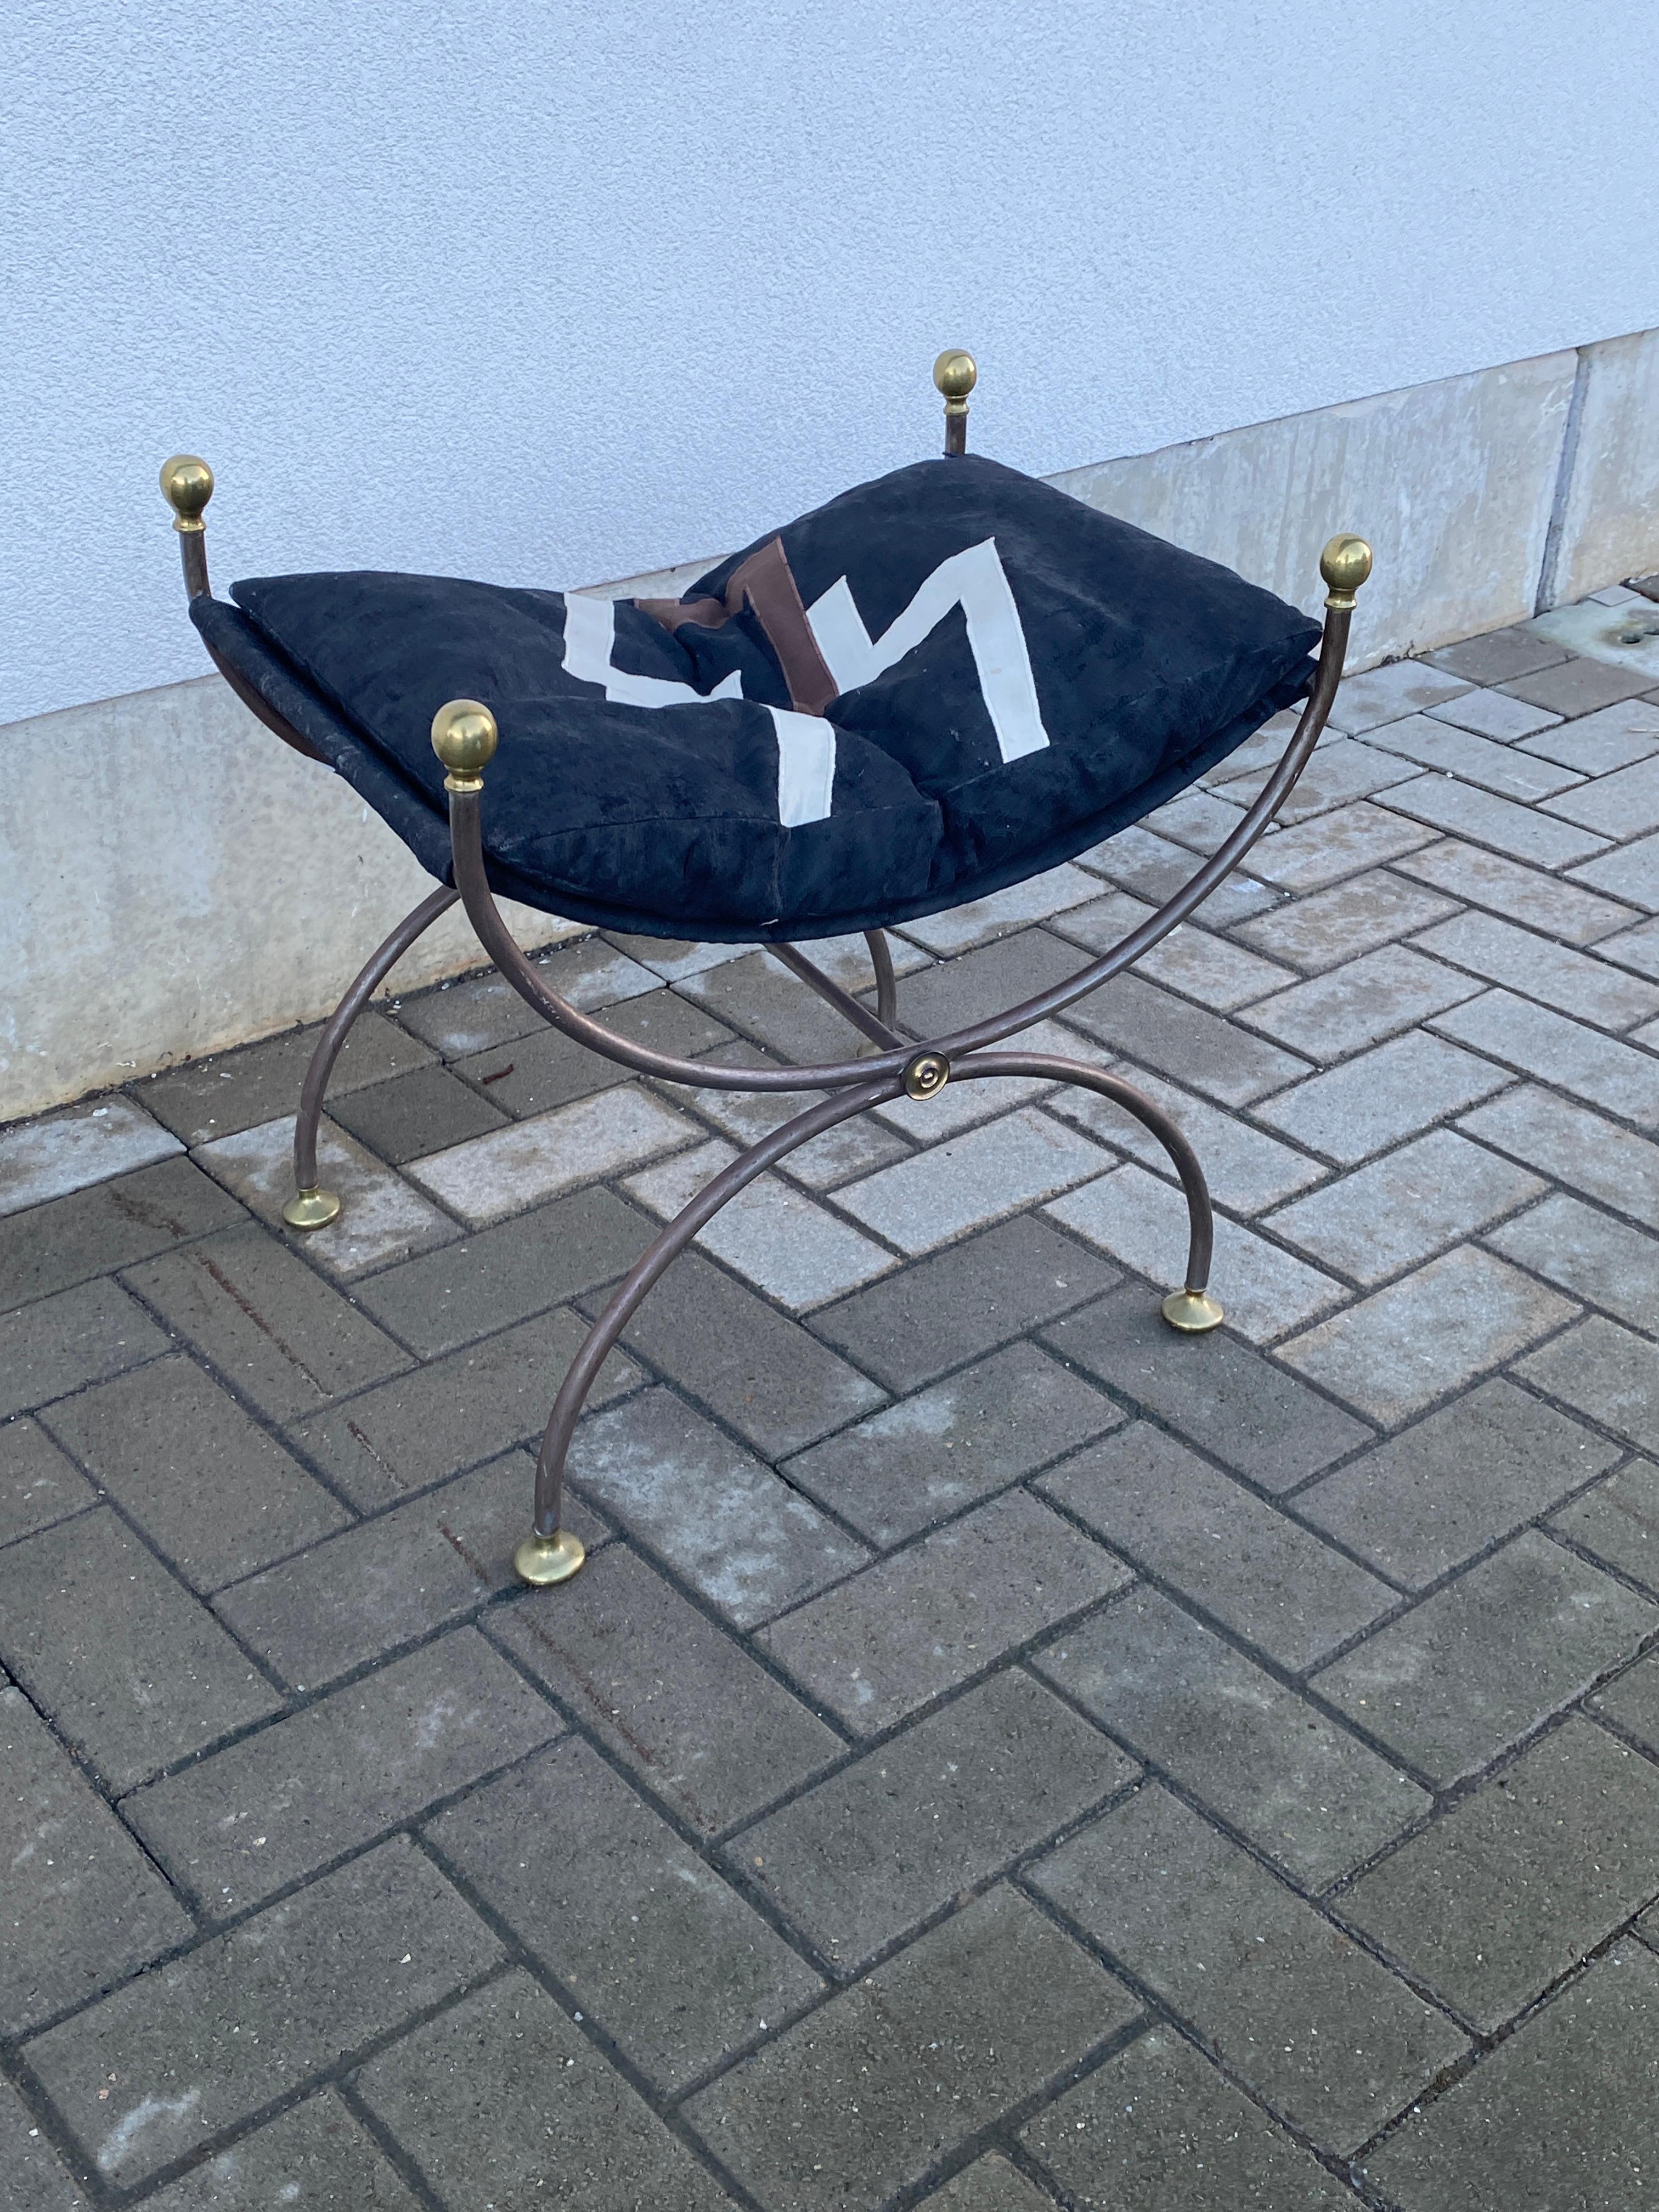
[{"left": 196, "top": 455, "right": 1319, "bottom": 943}]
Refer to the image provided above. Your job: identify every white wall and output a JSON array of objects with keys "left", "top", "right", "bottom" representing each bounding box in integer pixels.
[{"left": 6, "top": 0, "right": 1656, "bottom": 727}]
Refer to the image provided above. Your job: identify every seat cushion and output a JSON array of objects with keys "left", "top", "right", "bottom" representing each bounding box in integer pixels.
[{"left": 196, "top": 454, "right": 1320, "bottom": 943}]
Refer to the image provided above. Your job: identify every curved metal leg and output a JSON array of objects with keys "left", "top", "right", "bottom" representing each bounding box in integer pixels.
[
  {"left": 515, "top": 1069, "right": 901, "bottom": 1584},
  {"left": 865, "top": 929, "right": 898, "bottom": 1030},
  {"left": 283, "top": 885, "right": 460, "bottom": 1229},
  {"left": 956, "top": 1051, "right": 1223, "bottom": 1332}
]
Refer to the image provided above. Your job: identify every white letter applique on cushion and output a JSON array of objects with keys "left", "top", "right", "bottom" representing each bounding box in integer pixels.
[
  {"left": 804, "top": 537, "right": 1052, "bottom": 764},
  {"left": 561, "top": 594, "right": 837, "bottom": 827}
]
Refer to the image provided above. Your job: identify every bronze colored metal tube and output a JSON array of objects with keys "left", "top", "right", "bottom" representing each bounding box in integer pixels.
[
  {"left": 291, "top": 884, "right": 459, "bottom": 1190},
  {"left": 769, "top": 939, "right": 905, "bottom": 1050},
  {"left": 530, "top": 1071, "right": 901, "bottom": 1535},
  {"left": 865, "top": 928, "right": 899, "bottom": 1029}
]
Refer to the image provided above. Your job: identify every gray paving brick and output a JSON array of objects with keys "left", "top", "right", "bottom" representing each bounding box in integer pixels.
[
  {"left": 1227, "top": 734, "right": 1420, "bottom": 824},
  {"left": 1568, "top": 826, "right": 1659, "bottom": 909},
  {"left": 402, "top": 1082, "right": 693, "bottom": 1229},
  {"left": 286, "top": 1304, "right": 636, "bottom": 1512},
  {"left": 1256, "top": 1028, "right": 1511, "bottom": 1165},
  {"left": 1377, "top": 774, "right": 1611, "bottom": 869},
  {"left": 1461, "top": 1084, "right": 1659, "bottom": 1231},
  {"left": 0, "top": 1511, "right": 278, "bottom": 1792},
  {"left": 195, "top": 1112, "right": 460, "bottom": 1280},
  {"left": 685, "top": 1051, "right": 913, "bottom": 1189},
  {"left": 1431, "top": 627, "right": 1567, "bottom": 686},
  {"left": 1394, "top": 834, "right": 1638, "bottom": 943},
  {"left": 1298, "top": 1379, "right": 1620, "bottom": 1590},
  {"left": 1417, "top": 908, "right": 1659, "bottom": 1030},
  {"left": 1049, "top": 1163, "right": 1346, "bottom": 1343},
  {"left": 0, "top": 2076, "right": 84, "bottom": 2212},
  {"left": 350, "top": 1183, "right": 645, "bottom": 1356},
  {"left": 883, "top": 927, "right": 1086, "bottom": 1040},
  {"left": 835, "top": 1106, "right": 1107, "bottom": 1254},
  {"left": 918, "top": 2152, "right": 1056, "bottom": 2212},
  {"left": 1039, "top": 1422, "right": 1392, "bottom": 1670},
  {"left": 452, "top": 984, "right": 732, "bottom": 1118},
  {"left": 138, "top": 2091, "right": 422, "bottom": 2212},
  {"left": 126, "top": 1629, "right": 556, "bottom": 1911},
  {"left": 1429, "top": 685, "right": 1565, "bottom": 741},
  {"left": 1519, "top": 696, "right": 1659, "bottom": 773},
  {"left": 781, "top": 1340, "right": 1123, "bottom": 1547},
  {"left": 1022, "top": 2023, "right": 1355, "bottom": 2211},
  {"left": 0, "top": 1156, "right": 245, "bottom": 1314},
  {"left": 1553, "top": 1458, "right": 1659, "bottom": 1593},
  {"left": 1364, "top": 713, "right": 1584, "bottom": 801},
  {"left": 141, "top": 1013, "right": 434, "bottom": 1145},
  {"left": 1311, "top": 1531, "right": 1659, "bottom": 1785},
  {"left": 567, "top": 1387, "right": 868, "bottom": 1626},
  {"left": 1264, "top": 1130, "right": 1545, "bottom": 1286},
  {"left": 809, "top": 1214, "right": 1119, "bottom": 1393},
  {"left": 1518, "top": 1314, "right": 1659, "bottom": 1456},
  {"left": 1341, "top": 1717, "right": 1659, "bottom": 2032},
  {"left": 1593, "top": 912, "right": 1659, "bottom": 980},
  {"left": 677, "top": 947, "right": 889, "bottom": 1064},
  {"left": 1440, "top": 985, "right": 1659, "bottom": 1120},
  {"left": 127, "top": 1223, "right": 411, "bottom": 1423},
  {"left": 1243, "top": 944, "right": 1480, "bottom": 1063},
  {"left": 1048, "top": 1060, "right": 1325, "bottom": 1217},
  {"left": 1029, "top": 1784, "right": 1465, "bottom": 2155},
  {"left": 0, "top": 1418, "right": 97, "bottom": 1549},
  {"left": 489, "top": 1542, "right": 840, "bottom": 1835},
  {"left": 606, "top": 1251, "right": 884, "bottom": 1460},
  {"left": 1362, "top": 1942, "right": 1659, "bottom": 2211},
  {"left": 41, "top": 1356, "right": 348, "bottom": 1592},
  {"left": 428, "top": 1735, "right": 821, "bottom": 2092},
  {"left": 25, "top": 1837, "right": 498, "bottom": 2190},
  {"left": 1248, "top": 800, "right": 1436, "bottom": 891},
  {"left": 327, "top": 1060, "right": 509, "bottom": 1163},
  {"left": 1591, "top": 1647, "right": 1659, "bottom": 1751},
  {"left": 1034, "top": 1588, "right": 1427, "bottom": 1888},
  {"left": 0, "top": 1279, "right": 170, "bottom": 1421},
  {"left": 760, "top": 1488, "right": 1126, "bottom": 1734},
  {"left": 625, "top": 1137, "right": 901, "bottom": 1307},
  {"left": 1327, "top": 660, "right": 1471, "bottom": 732},
  {"left": 1277, "top": 1247, "right": 1574, "bottom": 1427},
  {"left": 1142, "top": 785, "right": 1248, "bottom": 850},
  {"left": 1084, "top": 822, "right": 1280, "bottom": 919},
  {"left": 1, "top": 1101, "right": 184, "bottom": 1221},
  {"left": 682, "top": 1884, "right": 1136, "bottom": 2212},
  {"left": 2, "top": 1684, "right": 190, "bottom": 2037},
  {"left": 354, "top": 1971, "right": 733, "bottom": 2211},
  {"left": 1041, "top": 1283, "right": 1371, "bottom": 1492},
  {"left": 212, "top": 1450, "right": 603, "bottom": 1689},
  {"left": 735, "top": 1668, "right": 1137, "bottom": 1972},
  {"left": 1231, "top": 868, "right": 1458, "bottom": 974},
  {"left": 1502, "top": 654, "right": 1656, "bottom": 715},
  {"left": 1062, "top": 973, "right": 1311, "bottom": 1105}
]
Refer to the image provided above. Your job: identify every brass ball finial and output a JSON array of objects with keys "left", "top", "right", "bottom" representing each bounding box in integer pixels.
[
  {"left": 1319, "top": 533, "right": 1374, "bottom": 610},
  {"left": 933, "top": 349, "right": 978, "bottom": 410},
  {"left": 160, "top": 455, "right": 214, "bottom": 533},
  {"left": 431, "top": 699, "right": 498, "bottom": 791}
]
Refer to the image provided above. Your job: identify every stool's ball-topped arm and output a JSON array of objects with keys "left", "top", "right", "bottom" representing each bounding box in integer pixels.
[
  {"left": 160, "top": 454, "right": 214, "bottom": 599},
  {"left": 1320, "top": 533, "right": 1373, "bottom": 611},
  {"left": 431, "top": 699, "right": 499, "bottom": 791},
  {"left": 934, "top": 348, "right": 977, "bottom": 456}
]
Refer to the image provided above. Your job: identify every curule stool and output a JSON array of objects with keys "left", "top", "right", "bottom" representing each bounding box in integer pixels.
[{"left": 158, "top": 353, "right": 1372, "bottom": 1590}]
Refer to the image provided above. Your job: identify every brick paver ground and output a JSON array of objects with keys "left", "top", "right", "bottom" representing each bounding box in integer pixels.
[{"left": 5, "top": 600, "right": 1659, "bottom": 2208}]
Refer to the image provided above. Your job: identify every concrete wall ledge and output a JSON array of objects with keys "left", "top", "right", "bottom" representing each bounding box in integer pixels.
[{"left": 5, "top": 325, "right": 1657, "bottom": 1122}]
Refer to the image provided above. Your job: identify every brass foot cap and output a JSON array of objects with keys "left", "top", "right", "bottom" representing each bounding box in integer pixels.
[
  {"left": 514, "top": 1530, "right": 586, "bottom": 1587},
  {"left": 1161, "top": 1288, "right": 1224, "bottom": 1334},
  {"left": 283, "top": 1187, "right": 342, "bottom": 1231}
]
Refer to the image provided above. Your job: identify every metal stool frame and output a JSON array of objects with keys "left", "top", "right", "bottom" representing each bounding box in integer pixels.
[{"left": 159, "top": 354, "right": 1372, "bottom": 1588}]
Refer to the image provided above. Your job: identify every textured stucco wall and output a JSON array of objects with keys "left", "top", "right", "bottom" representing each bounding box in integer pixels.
[{"left": 5, "top": 0, "right": 1657, "bottom": 725}]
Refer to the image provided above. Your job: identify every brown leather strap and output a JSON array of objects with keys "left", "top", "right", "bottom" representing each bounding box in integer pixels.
[{"left": 636, "top": 536, "right": 838, "bottom": 714}]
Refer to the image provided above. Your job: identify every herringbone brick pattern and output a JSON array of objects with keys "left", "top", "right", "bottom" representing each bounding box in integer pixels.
[{"left": 5, "top": 602, "right": 1659, "bottom": 2209}]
